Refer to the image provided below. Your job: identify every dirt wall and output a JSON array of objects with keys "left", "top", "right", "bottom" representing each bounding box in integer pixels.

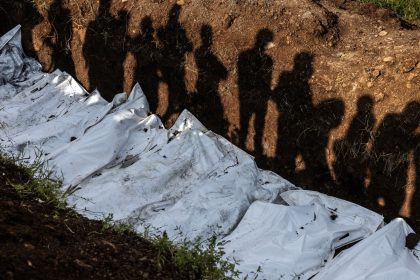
[{"left": 1, "top": 0, "right": 419, "bottom": 229}]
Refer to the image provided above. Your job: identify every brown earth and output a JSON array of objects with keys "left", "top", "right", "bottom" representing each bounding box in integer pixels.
[
  {"left": 0, "top": 0, "right": 419, "bottom": 230},
  {"left": 0, "top": 157, "right": 182, "bottom": 280}
]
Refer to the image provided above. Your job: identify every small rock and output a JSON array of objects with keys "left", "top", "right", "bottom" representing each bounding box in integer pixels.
[
  {"left": 266, "top": 42, "right": 275, "bottom": 50},
  {"left": 407, "top": 73, "right": 418, "bottom": 81},
  {"left": 372, "top": 69, "right": 381, "bottom": 78},
  {"left": 374, "top": 92, "right": 385, "bottom": 102},
  {"left": 383, "top": 56, "right": 393, "bottom": 62},
  {"left": 176, "top": 0, "right": 185, "bottom": 5},
  {"left": 74, "top": 259, "right": 93, "bottom": 269},
  {"left": 379, "top": 31, "right": 388, "bottom": 36},
  {"left": 24, "top": 243, "right": 35, "bottom": 250}
]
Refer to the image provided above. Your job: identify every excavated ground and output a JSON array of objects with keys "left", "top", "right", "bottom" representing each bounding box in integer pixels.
[
  {"left": 0, "top": 0, "right": 419, "bottom": 233},
  {"left": 0, "top": 157, "right": 180, "bottom": 280}
]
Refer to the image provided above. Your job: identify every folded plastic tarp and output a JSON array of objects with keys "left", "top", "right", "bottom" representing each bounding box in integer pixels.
[
  {"left": 311, "top": 218, "right": 420, "bottom": 279},
  {"left": 45, "top": 84, "right": 150, "bottom": 187},
  {"left": 222, "top": 190, "right": 384, "bottom": 279},
  {"left": 68, "top": 109, "right": 297, "bottom": 241},
  {"left": 0, "top": 25, "right": 43, "bottom": 100}
]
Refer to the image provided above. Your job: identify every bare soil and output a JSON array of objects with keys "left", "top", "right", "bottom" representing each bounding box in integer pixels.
[{"left": 0, "top": 0, "right": 419, "bottom": 229}]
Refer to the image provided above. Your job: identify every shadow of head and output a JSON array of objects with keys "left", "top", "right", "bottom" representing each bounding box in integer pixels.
[
  {"left": 293, "top": 52, "right": 314, "bottom": 80},
  {"left": 254, "top": 28, "right": 273, "bottom": 50},
  {"left": 141, "top": 16, "right": 154, "bottom": 33},
  {"left": 169, "top": 4, "right": 182, "bottom": 22},
  {"left": 357, "top": 95, "right": 374, "bottom": 113},
  {"left": 200, "top": 24, "right": 213, "bottom": 47},
  {"left": 402, "top": 101, "right": 420, "bottom": 130},
  {"left": 317, "top": 99, "right": 345, "bottom": 129}
]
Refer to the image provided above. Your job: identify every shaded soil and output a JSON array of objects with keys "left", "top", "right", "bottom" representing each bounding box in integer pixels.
[
  {"left": 0, "top": 159, "right": 179, "bottom": 280},
  {"left": 0, "top": 0, "right": 419, "bottom": 230}
]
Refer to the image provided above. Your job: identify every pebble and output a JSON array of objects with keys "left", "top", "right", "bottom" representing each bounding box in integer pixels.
[
  {"left": 374, "top": 92, "right": 385, "bottom": 102},
  {"left": 383, "top": 56, "right": 393, "bottom": 62},
  {"left": 176, "top": 0, "right": 185, "bottom": 5},
  {"left": 372, "top": 69, "right": 381, "bottom": 78},
  {"left": 379, "top": 31, "right": 388, "bottom": 36}
]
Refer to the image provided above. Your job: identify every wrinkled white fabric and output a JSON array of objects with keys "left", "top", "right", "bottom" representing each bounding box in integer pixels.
[
  {"left": 222, "top": 191, "right": 383, "bottom": 280},
  {"left": 312, "top": 218, "right": 420, "bottom": 280}
]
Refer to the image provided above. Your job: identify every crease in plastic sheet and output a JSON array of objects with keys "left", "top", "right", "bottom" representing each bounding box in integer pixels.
[
  {"left": 222, "top": 191, "right": 383, "bottom": 280},
  {"left": 1, "top": 26, "right": 416, "bottom": 280},
  {"left": 312, "top": 218, "right": 420, "bottom": 280},
  {"left": 0, "top": 25, "right": 43, "bottom": 99}
]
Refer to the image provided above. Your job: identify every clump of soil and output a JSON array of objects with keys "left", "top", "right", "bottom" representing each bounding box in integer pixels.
[
  {"left": 0, "top": 158, "right": 179, "bottom": 280},
  {"left": 0, "top": 0, "right": 419, "bottom": 230}
]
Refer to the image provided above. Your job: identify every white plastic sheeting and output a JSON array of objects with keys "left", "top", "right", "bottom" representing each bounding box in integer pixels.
[
  {"left": 222, "top": 190, "right": 384, "bottom": 279},
  {"left": 1, "top": 25, "right": 419, "bottom": 279},
  {"left": 312, "top": 218, "right": 420, "bottom": 280}
]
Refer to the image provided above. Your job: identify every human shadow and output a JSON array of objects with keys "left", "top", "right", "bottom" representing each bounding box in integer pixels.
[
  {"left": 157, "top": 4, "right": 193, "bottom": 120},
  {"left": 190, "top": 25, "right": 229, "bottom": 135},
  {"left": 333, "top": 95, "right": 375, "bottom": 196},
  {"left": 273, "top": 52, "right": 344, "bottom": 188},
  {"left": 368, "top": 101, "right": 420, "bottom": 219},
  {"left": 237, "top": 29, "right": 274, "bottom": 156},
  {"left": 129, "top": 17, "right": 161, "bottom": 112},
  {"left": 83, "top": 0, "right": 129, "bottom": 100},
  {"left": 45, "top": 0, "right": 75, "bottom": 77},
  {"left": 414, "top": 138, "right": 420, "bottom": 231}
]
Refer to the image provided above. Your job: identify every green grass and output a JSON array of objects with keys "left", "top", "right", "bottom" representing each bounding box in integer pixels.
[{"left": 360, "top": 0, "right": 420, "bottom": 21}]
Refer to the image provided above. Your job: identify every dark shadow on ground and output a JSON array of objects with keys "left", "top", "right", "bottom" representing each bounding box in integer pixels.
[
  {"left": 156, "top": 4, "right": 193, "bottom": 120},
  {"left": 272, "top": 52, "right": 344, "bottom": 189},
  {"left": 333, "top": 95, "right": 375, "bottom": 196},
  {"left": 45, "top": 0, "right": 75, "bottom": 77},
  {"left": 237, "top": 29, "right": 274, "bottom": 156},
  {"left": 83, "top": 0, "right": 129, "bottom": 100},
  {"left": 129, "top": 16, "right": 161, "bottom": 112},
  {"left": 368, "top": 102, "right": 420, "bottom": 221},
  {"left": 190, "top": 25, "right": 229, "bottom": 135}
]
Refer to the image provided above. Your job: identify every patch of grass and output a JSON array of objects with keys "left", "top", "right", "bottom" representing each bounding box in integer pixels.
[
  {"left": 102, "top": 214, "right": 241, "bottom": 279},
  {"left": 1, "top": 153, "right": 66, "bottom": 209},
  {"left": 151, "top": 232, "right": 240, "bottom": 280},
  {"left": 360, "top": 0, "right": 420, "bottom": 21}
]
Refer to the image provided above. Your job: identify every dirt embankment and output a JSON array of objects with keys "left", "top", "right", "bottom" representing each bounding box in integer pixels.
[
  {"left": 0, "top": 158, "right": 178, "bottom": 280},
  {"left": 1, "top": 0, "right": 419, "bottom": 229}
]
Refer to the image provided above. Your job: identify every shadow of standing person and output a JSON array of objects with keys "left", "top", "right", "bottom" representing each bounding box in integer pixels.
[
  {"left": 273, "top": 52, "right": 315, "bottom": 179},
  {"left": 129, "top": 17, "right": 161, "bottom": 112},
  {"left": 237, "top": 29, "right": 274, "bottom": 156},
  {"left": 273, "top": 52, "right": 344, "bottom": 188},
  {"left": 191, "top": 25, "right": 228, "bottom": 135},
  {"left": 413, "top": 137, "right": 420, "bottom": 231},
  {"left": 45, "top": 0, "right": 75, "bottom": 77},
  {"left": 369, "top": 101, "right": 420, "bottom": 219},
  {"left": 333, "top": 95, "right": 375, "bottom": 196},
  {"left": 157, "top": 4, "right": 193, "bottom": 121},
  {"left": 83, "top": 0, "right": 129, "bottom": 100}
]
